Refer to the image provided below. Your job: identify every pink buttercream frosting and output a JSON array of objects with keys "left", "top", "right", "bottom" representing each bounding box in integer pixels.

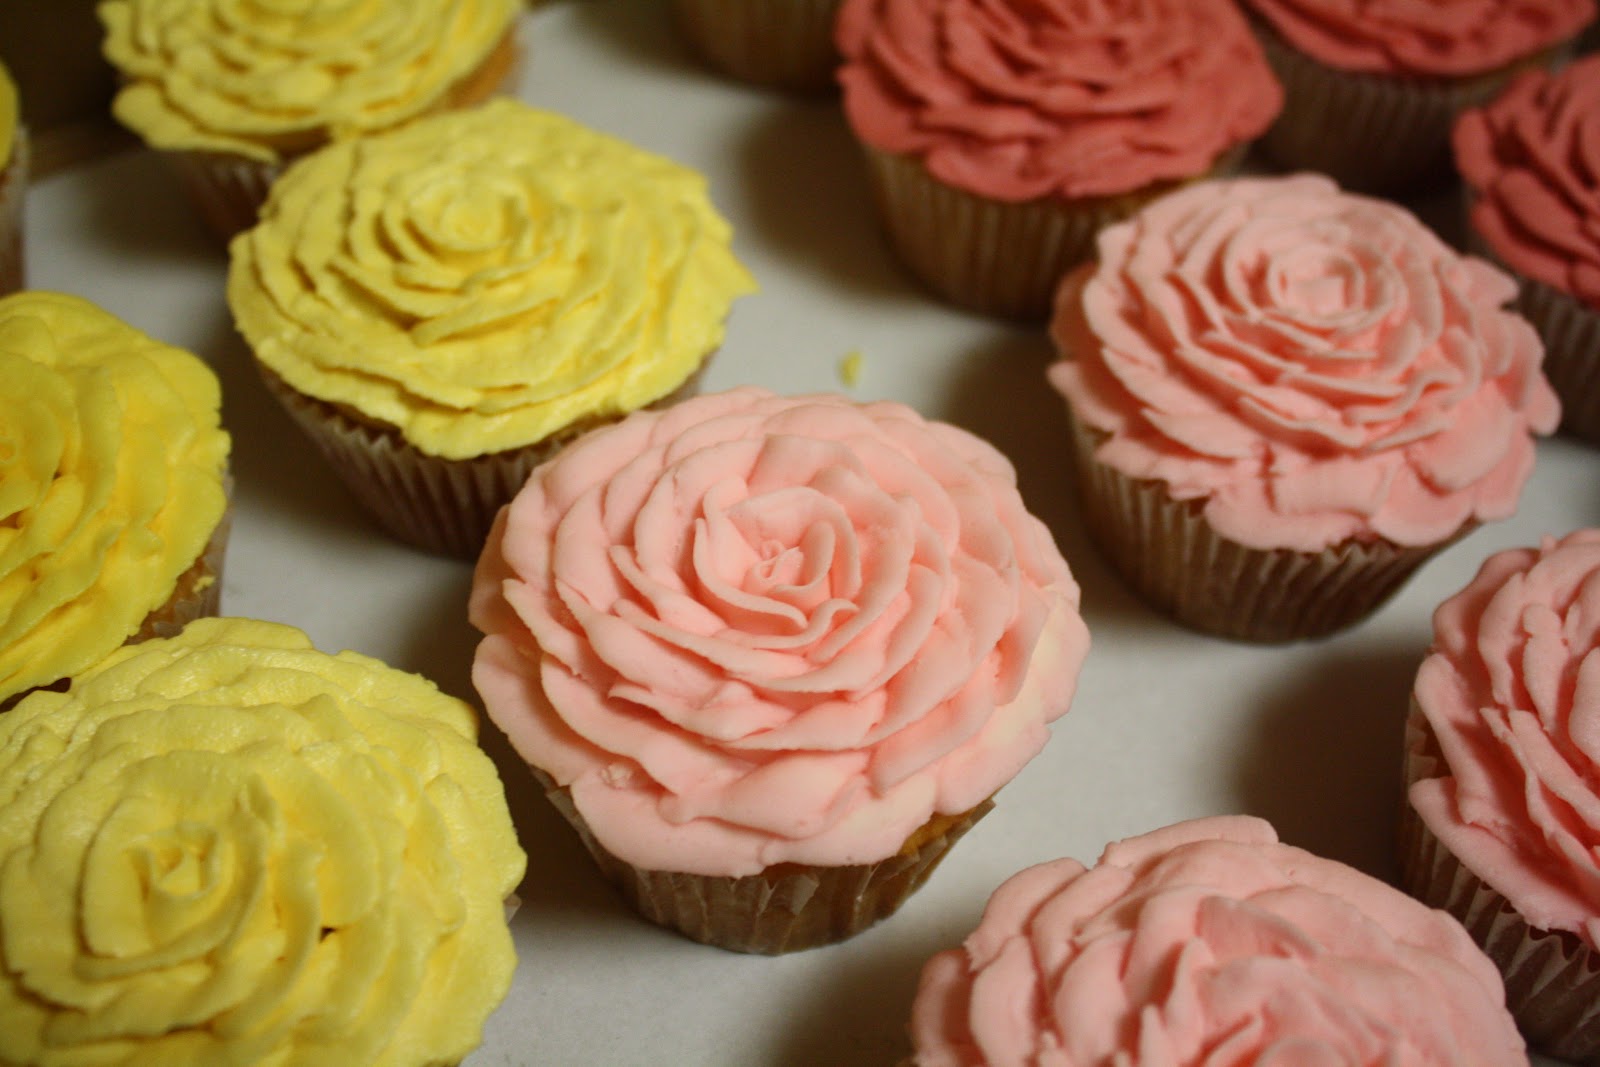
[
  {"left": 469, "top": 387, "right": 1089, "bottom": 877},
  {"left": 1409, "top": 530, "right": 1600, "bottom": 952},
  {"left": 908, "top": 815, "right": 1527, "bottom": 1066},
  {"left": 1456, "top": 55, "right": 1600, "bottom": 309},
  {"left": 834, "top": 0, "right": 1283, "bottom": 201},
  {"left": 1048, "top": 173, "right": 1558, "bottom": 554},
  {"left": 1243, "top": 0, "right": 1593, "bottom": 77}
]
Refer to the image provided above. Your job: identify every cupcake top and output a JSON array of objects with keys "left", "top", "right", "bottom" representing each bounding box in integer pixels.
[
  {"left": 1409, "top": 530, "right": 1600, "bottom": 952},
  {"left": 1242, "top": 0, "right": 1593, "bottom": 77},
  {"left": 0, "top": 617, "right": 527, "bottom": 1066},
  {"left": 1048, "top": 173, "right": 1558, "bottom": 554},
  {"left": 470, "top": 387, "right": 1089, "bottom": 878},
  {"left": 0, "top": 291, "right": 230, "bottom": 705},
  {"left": 1456, "top": 55, "right": 1600, "bottom": 310},
  {"left": 908, "top": 815, "right": 1527, "bottom": 1066},
  {"left": 98, "top": 0, "right": 519, "bottom": 164},
  {"left": 834, "top": 0, "right": 1283, "bottom": 202},
  {"left": 228, "top": 99, "right": 757, "bottom": 461}
]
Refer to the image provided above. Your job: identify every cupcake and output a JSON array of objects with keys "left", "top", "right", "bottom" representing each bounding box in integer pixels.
[
  {"left": 0, "top": 290, "right": 231, "bottom": 708},
  {"left": 1241, "top": 0, "right": 1594, "bottom": 194},
  {"left": 1455, "top": 54, "right": 1600, "bottom": 445},
  {"left": 469, "top": 387, "right": 1090, "bottom": 954},
  {"left": 671, "top": 0, "right": 842, "bottom": 92},
  {"left": 907, "top": 816, "right": 1528, "bottom": 1066},
  {"left": 835, "top": 0, "right": 1282, "bottom": 319},
  {"left": 0, "top": 616, "right": 527, "bottom": 1067},
  {"left": 98, "top": 0, "right": 522, "bottom": 240},
  {"left": 0, "top": 60, "right": 25, "bottom": 296},
  {"left": 1401, "top": 531, "right": 1600, "bottom": 1062},
  {"left": 1048, "top": 173, "right": 1559, "bottom": 644},
  {"left": 228, "top": 98, "right": 756, "bottom": 559}
]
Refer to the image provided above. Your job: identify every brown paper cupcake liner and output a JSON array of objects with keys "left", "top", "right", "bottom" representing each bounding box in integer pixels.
[
  {"left": 1400, "top": 708, "right": 1600, "bottom": 1062},
  {"left": 258, "top": 361, "right": 710, "bottom": 559},
  {"left": 1068, "top": 419, "right": 1452, "bottom": 642},
  {"left": 671, "top": 0, "right": 843, "bottom": 92},
  {"left": 0, "top": 127, "right": 28, "bottom": 296},
  {"left": 1253, "top": 19, "right": 1563, "bottom": 195},
  {"left": 862, "top": 145, "right": 1245, "bottom": 321},
  {"left": 532, "top": 766, "right": 993, "bottom": 955}
]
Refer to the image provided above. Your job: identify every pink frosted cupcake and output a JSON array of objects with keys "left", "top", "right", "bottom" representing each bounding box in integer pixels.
[
  {"left": 1048, "top": 173, "right": 1559, "bottom": 643},
  {"left": 671, "top": 0, "right": 842, "bottom": 92},
  {"left": 470, "top": 387, "right": 1090, "bottom": 954},
  {"left": 1455, "top": 54, "right": 1600, "bottom": 445},
  {"left": 907, "top": 816, "right": 1528, "bottom": 1066},
  {"left": 1242, "top": 0, "right": 1594, "bottom": 193},
  {"left": 1402, "top": 531, "right": 1600, "bottom": 1062},
  {"left": 835, "top": 0, "right": 1282, "bottom": 320}
]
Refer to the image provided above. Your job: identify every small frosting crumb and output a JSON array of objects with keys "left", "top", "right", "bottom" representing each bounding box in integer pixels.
[{"left": 838, "top": 349, "right": 864, "bottom": 387}]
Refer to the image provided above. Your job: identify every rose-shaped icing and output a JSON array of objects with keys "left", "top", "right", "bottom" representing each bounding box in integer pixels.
[
  {"left": 227, "top": 99, "right": 757, "bottom": 461},
  {"left": 908, "top": 815, "right": 1527, "bottom": 1066},
  {"left": 834, "top": 0, "right": 1283, "bottom": 201},
  {"left": 1410, "top": 530, "right": 1600, "bottom": 951},
  {"left": 0, "top": 291, "right": 230, "bottom": 705},
  {"left": 0, "top": 617, "right": 527, "bottom": 1067},
  {"left": 1242, "top": 0, "right": 1593, "bottom": 77},
  {"left": 98, "top": 0, "right": 518, "bottom": 164},
  {"left": 1456, "top": 55, "right": 1600, "bottom": 309},
  {"left": 470, "top": 387, "right": 1089, "bottom": 877},
  {"left": 1048, "top": 174, "right": 1558, "bottom": 554}
]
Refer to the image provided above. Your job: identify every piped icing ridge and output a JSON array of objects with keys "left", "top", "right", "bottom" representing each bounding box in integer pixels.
[
  {"left": 470, "top": 387, "right": 1089, "bottom": 877},
  {"left": 0, "top": 291, "right": 229, "bottom": 705},
  {"left": 1243, "top": 0, "right": 1593, "bottom": 77},
  {"left": 99, "top": 0, "right": 518, "bottom": 164},
  {"left": 1048, "top": 174, "right": 1558, "bottom": 554},
  {"left": 908, "top": 816, "right": 1527, "bottom": 1066},
  {"left": 0, "top": 617, "right": 527, "bottom": 1067},
  {"left": 1456, "top": 55, "right": 1600, "bottom": 309},
  {"left": 1410, "top": 530, "right": 1600, "bottom": 951},
  {"left": 835, "top": 0, "right": 1283, "bottom": 201},
  {"left": 227, "top": 99, "right": 756, "bottom": 461}
]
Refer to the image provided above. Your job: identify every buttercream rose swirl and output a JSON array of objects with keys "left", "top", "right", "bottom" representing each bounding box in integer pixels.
[
  {"left": 0, "top": 618, "right": 525, "bottom": 1067},
  {"left": 837, "top": 0, "right": 1282, "bottom": 199},
  {"left": 473, "top": 388, "right": 1088, "bottom": 876},
  {"left": 909, "top": 817, "right": 1527, "bottom": 1066},
  {"left": 1050, "top": 174, "right": 1558, "bottom": 552}
]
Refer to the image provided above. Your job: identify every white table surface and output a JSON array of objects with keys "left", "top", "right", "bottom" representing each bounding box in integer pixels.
[{"left": 27, "top": 2, "right": 1588, "bottom": 1064}]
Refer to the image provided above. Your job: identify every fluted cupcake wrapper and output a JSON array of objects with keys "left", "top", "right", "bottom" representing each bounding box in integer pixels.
[
  {"left": 137, "top": 487, "right": 233, "bottom": 642},
  {"left": 1400, "top": 708, "right": 1600, "bottom": 1063},
  {"left": 671, "top": 0, "right": 842, "bottom": 92},
  {"left": 0, "top": 128, "right": 28, "bottom": 296},
  {"left": 1068, "top": 419, "right": 1451, "bottom": 642},
  {"left": 531, "top": 766, "right": 992, "bottom": 955}
]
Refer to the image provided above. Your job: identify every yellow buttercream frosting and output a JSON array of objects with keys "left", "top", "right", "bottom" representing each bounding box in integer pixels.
[
  {"left": 0, "top": 291, "right": 229, "bottom": 706},
  {"left": 0, "top": 617, "right": 527, "bottom": 1067},
  {"left": 0, "top": 61, "right": 16, "bottom": 168},
  {"left": 98, "top": 0, "right": 518, "bottom": 164},
  {"left": 227, "top": 98, "right": 757, "bottom": 460}
]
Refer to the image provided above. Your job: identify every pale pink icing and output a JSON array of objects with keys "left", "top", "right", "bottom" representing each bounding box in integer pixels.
[
  {"left": 834, "top": 0, "right": 1283, "bottom": 201},
  {"left": 908, "top": 815, "right": 1527, "bottom": 1067},
  {"left": 1456, "top": 55, "right": 1600, "bottom": 309},
  {"left": 469, "top": 387, "right": 1088, "bottom": 877},
  {"left": 1243, "top": 0, "right": 1593, "bottom": 77},
  {"left": 1048, "top": 174, "right": 1558, "bottom": 554},
  {"left": 1410, "top": 530, "right": 1600, "bottom": 951}
]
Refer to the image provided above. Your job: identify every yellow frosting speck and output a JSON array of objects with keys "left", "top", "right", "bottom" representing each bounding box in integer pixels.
[
  {"left": 0, "top": 291, "right": 230, "bottom": 705},
  {"left": 227, "top": 99, "right": 758, "bottom": 460},
  {"left": 0, "top": 61, "right": 16, "bottom": 167},
  {"left": 0, "top": 617, "right": 527, "bottom": 1066}
]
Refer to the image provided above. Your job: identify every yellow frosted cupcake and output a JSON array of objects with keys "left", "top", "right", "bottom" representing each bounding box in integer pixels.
[
  {"left": 0, "top": 616, "right": 527, "bottom": 1067},
  {"left": 0, "top": 291, "right": 231, "bottom": 708},
  {"left": 98, "top": 0, "right": 522, "bottom": 239},
  {"left": 228, "top": 98, "right": 757, "bottom": 558},
  {"left": 0, "top": 60, "right": 27, "bottom": 296}
]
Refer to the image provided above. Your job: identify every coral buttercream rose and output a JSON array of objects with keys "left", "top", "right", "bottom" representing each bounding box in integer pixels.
[
  {"left": 908, "top": 816, "right": 1527, "bottom": 1067},
  {"left": 1050, "top": 174, "right": 1558, "bottom": 555},
  {"left": 0, "top": 617, "right": 526, "bottom": 1067},
  {"left": 470, "top": 387, "right": 1089, "bottom": 879},
  {"left": 836, "top": 0, "right": 1283, "bottom": 201}
]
